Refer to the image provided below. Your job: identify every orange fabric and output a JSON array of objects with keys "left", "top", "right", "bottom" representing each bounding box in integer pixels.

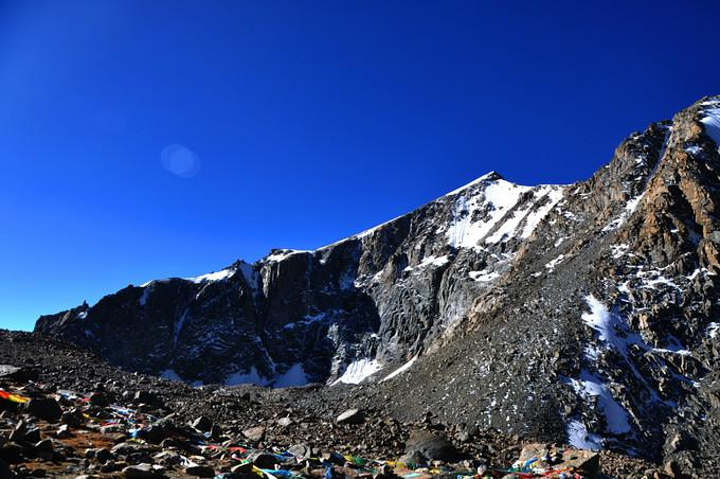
[{"left": 0, "top": 389, "right": 29, "bottom": 404}]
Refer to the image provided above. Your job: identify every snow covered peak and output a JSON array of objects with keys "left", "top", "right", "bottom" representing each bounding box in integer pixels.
[
  {"left": 444, "top": 171, "right": 505, "bottom": 196},
  {"left": 443, "top": 175, "right": 566, "bottom": 250},
  {"left": 284, "top": 172, "right": 565, "bottom": 259}
]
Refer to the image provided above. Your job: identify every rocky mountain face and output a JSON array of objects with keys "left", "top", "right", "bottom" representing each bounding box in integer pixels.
[
  {"left": 36, "top": 96, "right": 720, "bottom": 472},
  {"left": 35, "top": 173, "right": 565, "bottom": 387}
]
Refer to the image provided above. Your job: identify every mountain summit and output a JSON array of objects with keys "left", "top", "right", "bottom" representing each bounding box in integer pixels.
[{"left": 36, "top": 96, "right": 720, "bottom": 471}]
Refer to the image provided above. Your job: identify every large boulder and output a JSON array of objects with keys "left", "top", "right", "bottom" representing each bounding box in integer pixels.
[
  {"left": 26, "top": 398, "right": 63, "bottom": 422},
  {"left": 404, "top": 430, "right": 457, "bottom": 462},
  {"left": 122, "top": 463, "right": 165, "bottom": 478}
]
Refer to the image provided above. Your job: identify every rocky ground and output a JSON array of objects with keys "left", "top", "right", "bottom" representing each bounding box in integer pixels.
[{"left": 0, "top": 330, "right": 669, "bottom": 478}]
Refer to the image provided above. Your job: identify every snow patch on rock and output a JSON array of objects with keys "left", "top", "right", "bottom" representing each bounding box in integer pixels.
[
  {"left": 332, "top": 358, "right": 383, "bottom": 385},
  {"left": 186, "top": 268, "right": 235, "bottom": 283},
  {"left": 445, "top": 178, "right": 531, "bottom": 250},
  {"left": 265, "top": 249, "right": 310, "bottom": 263},
  {"left": 611, "top": 244, "right": 629, "bottom": 259},
  {"left": 566, "top": 420, "right": 603, "bottom": 451},
  {"left": 545, "top": 254, "right": 565, "bottom": 272},
  {"left": 566, "top": 371, "right": 631, "bottom": 435},
  {"left": 469, "top": 270, "right": 500, "bottom": 282},
  {"left": 159, "top": 369, "right": 183, "bottom": 382},
  {"left": 274, "top": 363, "right": 309, "bottom": 388},
  {"left": 381, "top": 356, "right": 418, "bottom": 382},
  {"left": 581, "top": 295, "right": 690, "bottom": 357},
  {"left": 404, "top": 255, "right": 450, "bottom": 272},
  {"left": 225, "top": 366, "right": 267, "bottom": 386},
  {"left": 685, "top": 145, "right": 702, "bottom": 155},
  {"left": 519, "top": 187, "right": 566, "bottom": 239},
  {"left": 700, "top": 108, "right": 720, "bottom": 148},
  {"left": 139, "top": 288, "right": 151, "bottom": 306},
  {"left": 707, "top": 323, "right": 720, "bottom": 339},
  {"left": 224, "top": 363, "right": 309, "bottom": 388}
]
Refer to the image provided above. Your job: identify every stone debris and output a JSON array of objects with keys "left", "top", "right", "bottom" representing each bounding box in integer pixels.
[
  {"left": 0, "top": 330, "right": 666, "bottom": 478},
  {"left": 0, "top": 357, "right": 659, "bottom": 478}
]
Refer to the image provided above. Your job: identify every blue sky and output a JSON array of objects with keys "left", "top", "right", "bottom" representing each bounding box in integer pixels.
[{"left": 1, "top": 1, "right": 719, "bottom": 330}]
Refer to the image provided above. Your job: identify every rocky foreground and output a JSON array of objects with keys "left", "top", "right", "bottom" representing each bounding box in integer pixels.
[{"left": 0, "top": 331, "right": 670, "bottom": 478}]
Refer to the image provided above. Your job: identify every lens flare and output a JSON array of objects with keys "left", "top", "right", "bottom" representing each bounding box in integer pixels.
[{"left": 160, "top": 144, "right": 201, "bottom": 178}]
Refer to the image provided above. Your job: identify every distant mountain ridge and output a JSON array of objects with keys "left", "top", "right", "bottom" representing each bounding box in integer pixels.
[{"left": 37, "top": 96, "right": 720, "bottom": 471}]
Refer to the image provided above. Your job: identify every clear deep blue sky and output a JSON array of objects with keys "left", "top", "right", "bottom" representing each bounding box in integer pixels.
[{"left": 1, "top": 1, "right": 719, "bottom": 330}]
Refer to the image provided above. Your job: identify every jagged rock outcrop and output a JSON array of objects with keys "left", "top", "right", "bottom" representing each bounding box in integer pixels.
[{"left": 36, "top": 96, "right": 720, "bottom": 470}]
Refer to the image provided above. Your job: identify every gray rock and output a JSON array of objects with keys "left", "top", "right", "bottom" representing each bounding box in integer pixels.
[
  {"left": 152, "top": 451, "right": 181, "bottom": 466},
  {"left": 287, "top": 444, "right": 311, "bottom": 460},
  {"left": 249, "top": 451, "right": 279, "bottom": 469},
  {"left": 664, "top": 460, "right": 681, "bottom": 478},
  {"left": 405, "top": 430, "right": 457, "bottom": 462},
  {"left": 242, "top": 426, "right": 265, "bottom": 442},
  {"left": 136, "top": 424, "right": 171, "bottom": 445},
  {"left": 61, "top": 409, "right": 84, "bottom": 427},
  {"left": 0, "top": 458, "right": 11, "bottom": 479},
  {"left": 112, "top": 442, "right": 154, "bottom": 456},
  {"left": 185, "top": 464, "right": 215, "bottom": 477},
  {"left": 0, "top": 441, "right": 24, "bottom": 463},
  {"left": 29, "top": 96, "right": 720, "bottom": 471},
  {"left": 86, "top": 447, "right": 113, "bottom": 463},
  {"left": 23, "top": 427, "right": 42, "bottom": 444},
  {"left": 336, "top": 408, "right": 363, "bottom": 425},
  {"left": 101, "top": 460, "right": 123, "bottom": 473},
  {"left": 276, "top": 416, "right": 293, "bottom": 427},
  {"left": 9, "top": 420, "right": 29, "bottom": 443},
  {"left": 122, "top": 463, "right": 164, "bottom": 478},
  {"left": 210, "top": 423, "right": 223, "bottom": 440},
  {"left": 126, "top": 452, "right": 155, "bottom": 466}
]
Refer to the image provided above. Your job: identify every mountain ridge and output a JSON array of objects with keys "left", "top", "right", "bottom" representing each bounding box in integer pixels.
[
  {"left": 35, "top": 96, "right": 720, "bottom": 472},
  {"left": 133, "top": 169, "right": 562, "bottom": 288}
]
